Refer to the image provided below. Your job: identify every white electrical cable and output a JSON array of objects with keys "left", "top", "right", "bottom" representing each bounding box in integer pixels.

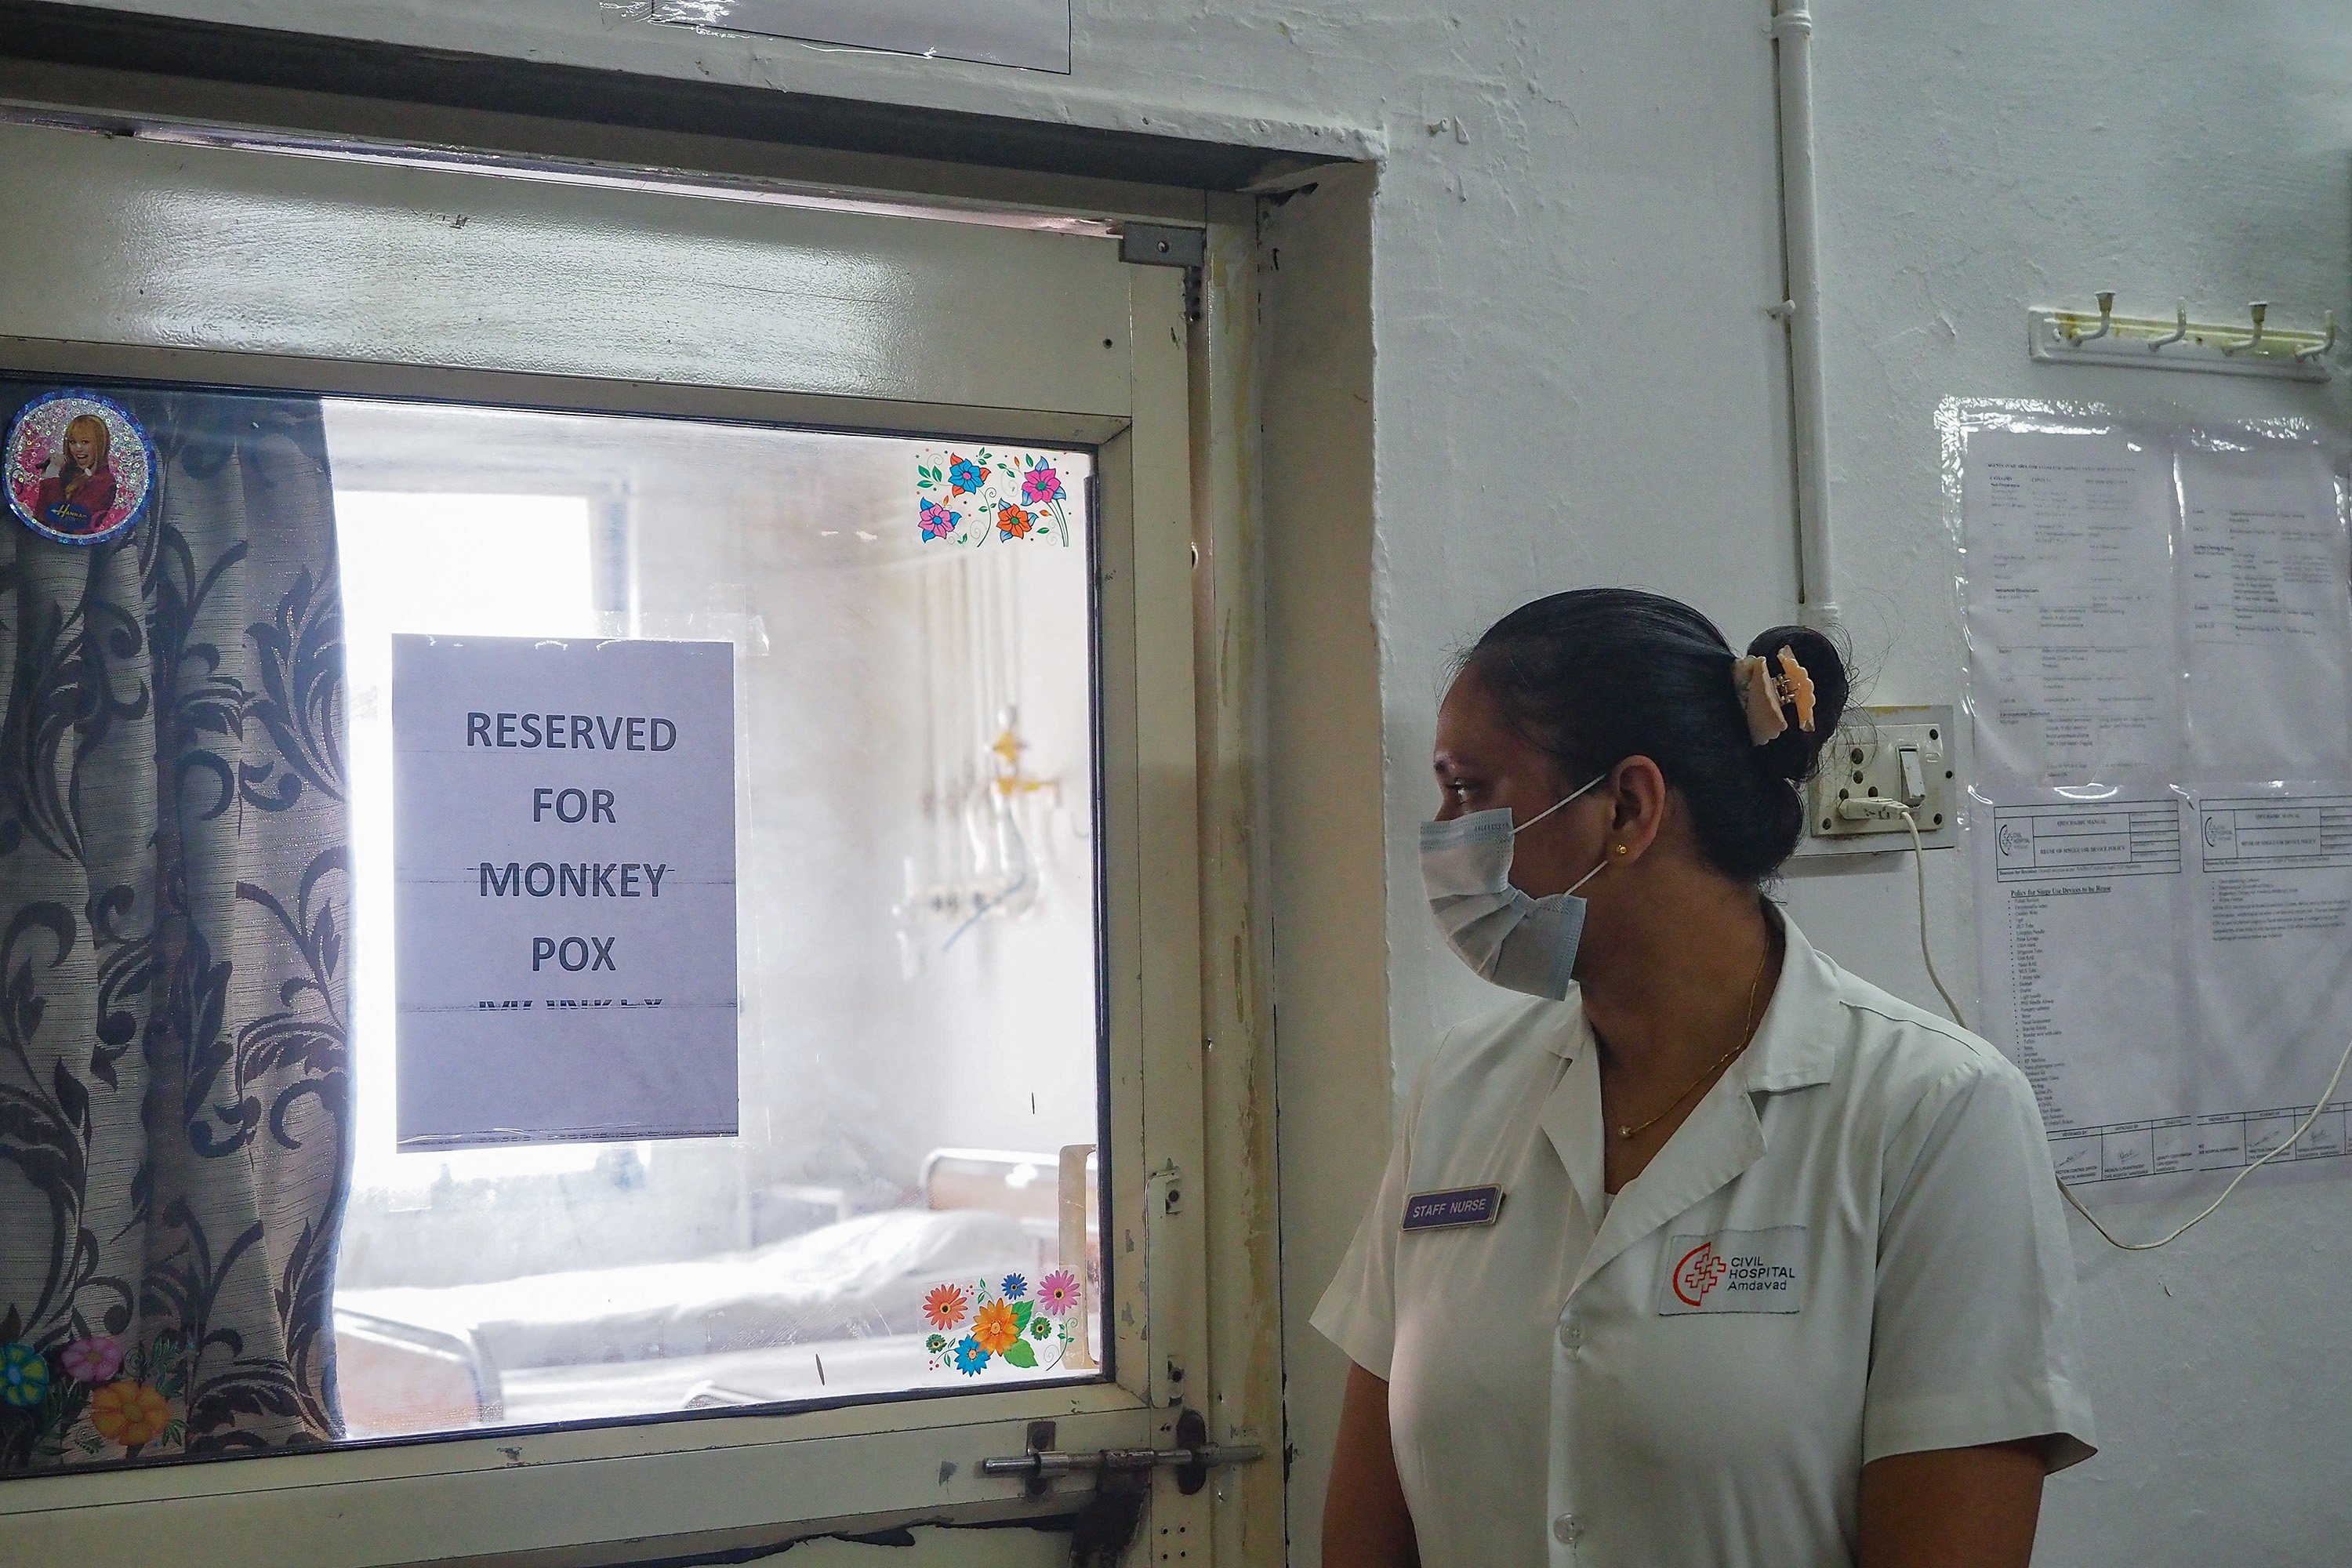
[
  {"left": 1886, "top": 801, "right": 2352, "bottom": 1251},
  {"left": 1896, "top": 808, "right": 1966, "bottom": 1025}
]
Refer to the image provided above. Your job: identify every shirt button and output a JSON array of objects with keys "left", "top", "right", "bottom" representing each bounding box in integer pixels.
[
  {"left": 1559, "top": 1319, "right": 1583, "bottom": 1350},
  {"left": 1552, "top": 1512, "right": 1584, "bottom": 1544}
]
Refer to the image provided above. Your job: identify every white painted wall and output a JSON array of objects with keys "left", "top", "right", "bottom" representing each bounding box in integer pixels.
[
  {"left": 1792, "top": 10, "right": 2352, "bottom": 1564},
  {"left": 61, "top": 0, "right": 2352, "bottom": 1561}
]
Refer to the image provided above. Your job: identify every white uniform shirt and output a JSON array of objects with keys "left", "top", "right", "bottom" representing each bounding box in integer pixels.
[{"left": 1313, "top": 915, "right": 2096, "bottom": 1567}]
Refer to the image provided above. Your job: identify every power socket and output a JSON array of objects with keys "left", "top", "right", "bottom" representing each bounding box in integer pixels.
[{"left": 1801, "top": 705, "right": 1958, "bottom": 856}]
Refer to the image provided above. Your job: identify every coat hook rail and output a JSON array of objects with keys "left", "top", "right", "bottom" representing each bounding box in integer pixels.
[
  {"left": 2029, "top": 292, "right": 2334, "bottom": 381},
  {"left": 2295, "top": 311, "right": 2338, "bottom": 363}
]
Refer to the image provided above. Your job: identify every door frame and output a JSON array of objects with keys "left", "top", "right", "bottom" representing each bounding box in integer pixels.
[{"left": 0, "top": 107, "right": 1280, "bottom": 1568}]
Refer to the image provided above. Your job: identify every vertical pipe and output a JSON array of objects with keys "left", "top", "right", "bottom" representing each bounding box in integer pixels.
[{"left": 1773, "top": 0, "right": 1840, "bottom": 630}]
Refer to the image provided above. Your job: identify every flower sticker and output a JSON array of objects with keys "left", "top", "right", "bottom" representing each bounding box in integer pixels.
[
  {"left": 922, "top": 1268, "right": 1084, "bottom": 1377},
  {"left": 1037, "top": 1269, "right": 1080, "bottom": 1317},
  {"left": 5, "top": 389, "right": 155, "bottom": 547},
  {"left": 0, "top": 1342, "right": 46, "bottom": 1408},
  {"left": 915, "top": 445, "right": 1079, "bottom": 546},
  {"left": 918, "top": 499, "right": 960, "bottom": 542},
  {"left": 922, "top": 1283, "right": 971, "bottom": 1333},
  {"left": 1022, "top": 460, "right": 1065, "bottom": 506},
  {"left": 59, "top": 1336, "right": 122, "bottom": 1385},
  {"left": 972, "top": 1299, "right": 1022, "bottom": 1356},
  {"left": 90, "top": 1381, "right": 171, "bottom": 1449}
]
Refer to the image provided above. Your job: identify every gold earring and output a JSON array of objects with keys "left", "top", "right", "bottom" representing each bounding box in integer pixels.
[{"left": 1613, "top": 844, "right": 1628, "bottom": 856}]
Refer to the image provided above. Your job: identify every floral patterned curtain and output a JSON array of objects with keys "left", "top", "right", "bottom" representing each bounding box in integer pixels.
[{"left": 0, "top": 379, "right": 348, "bottom": 1469}]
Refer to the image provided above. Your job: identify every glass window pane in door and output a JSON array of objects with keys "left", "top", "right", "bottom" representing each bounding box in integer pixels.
[{"left": 327, "top": 399, "right": 1104, "bottom": 1439}]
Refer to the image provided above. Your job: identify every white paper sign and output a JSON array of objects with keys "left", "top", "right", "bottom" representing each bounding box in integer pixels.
[{"left": 393, "top": 635, "right": 739, "bottom": 1148}]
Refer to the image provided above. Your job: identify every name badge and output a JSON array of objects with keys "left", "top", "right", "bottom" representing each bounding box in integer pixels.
[
  {"left": 1656, "top": 1226, "right": 1806, "bottom": 1315},
  {"left": 1401, "top": 1185, "right": 1504, "bottom": 1232}
]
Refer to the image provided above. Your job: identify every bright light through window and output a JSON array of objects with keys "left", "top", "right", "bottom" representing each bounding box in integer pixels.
[
  {"left": 336, "top": 491, "right": 608, "bottom": 1190},
  {"left": 318, "top": 402, "right": 1102, "bottom": 1441}
]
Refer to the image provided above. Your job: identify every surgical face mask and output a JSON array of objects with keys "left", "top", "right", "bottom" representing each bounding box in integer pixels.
[{"left": 1420, "top": 774, "right": 1610, "bottom": 1001}]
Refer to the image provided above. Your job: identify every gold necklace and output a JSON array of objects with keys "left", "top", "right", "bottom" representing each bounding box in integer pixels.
[{"left": 1614, "top": 942, "right": 1773, "bottom": 1141}]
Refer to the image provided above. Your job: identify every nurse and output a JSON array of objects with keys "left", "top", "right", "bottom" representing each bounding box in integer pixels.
[{"left": 1316, "top": 590, "right": 2094, "bottom": 1567}]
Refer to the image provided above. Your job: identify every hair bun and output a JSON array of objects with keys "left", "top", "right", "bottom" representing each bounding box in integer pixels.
[{"left": 1744, "top": 624, "right": 1849, "bottom": 782}]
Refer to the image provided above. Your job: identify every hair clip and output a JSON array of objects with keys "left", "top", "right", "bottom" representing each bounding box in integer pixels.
[
  {"left": 1775, "top": 646, "right": 1818, "bottom": 733},
  {"left": 1733, "top": 647, "right": 1818, "bottom": 746},
  {"left": 1733, "top": 655, "right": 1787, "bottom": 745}
]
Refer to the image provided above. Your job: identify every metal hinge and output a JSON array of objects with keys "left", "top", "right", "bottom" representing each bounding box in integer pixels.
[
  {"left": 986, "top": 1413, "right": 1262, "bottom": 1568},
  {"left": 1119, "top": 223, "right": 1207, "bottom": 322}
]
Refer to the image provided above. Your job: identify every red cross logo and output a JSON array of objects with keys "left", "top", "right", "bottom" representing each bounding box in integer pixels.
[{"left": 1673, "top": 1242, "right": 1730, "bottom": 1307}]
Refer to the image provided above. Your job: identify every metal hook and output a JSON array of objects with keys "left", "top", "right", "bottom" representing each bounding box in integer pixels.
[
  {"left": 2060, "top": 290, "right": 2116, "bottom": 346},
  {"left": 2295, "top": 310, "right": 2338, "bottom": 363},
  {"left": 2222, "top": 301, "right": 2270, "bottom": 355},
  {"left": 2148, "top": 299, "right": 2190, "bottom": 352}
]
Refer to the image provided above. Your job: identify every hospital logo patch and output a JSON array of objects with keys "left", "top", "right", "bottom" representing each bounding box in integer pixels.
[{"left": 1656, "top": 1226, "right": 1806, "bottom": 1316}]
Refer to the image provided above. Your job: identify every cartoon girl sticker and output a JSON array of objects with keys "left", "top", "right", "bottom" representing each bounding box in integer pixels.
[
  {"left": 38, "top": 414, "right": 117, "bottom": 534},
  {"left": 5, "top": 390, "right": 155, "bottom": 546}
]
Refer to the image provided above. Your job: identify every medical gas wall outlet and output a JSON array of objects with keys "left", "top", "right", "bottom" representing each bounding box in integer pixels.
[{"left": 1801, "top": 705, "right": 1958, "bottom": 856}]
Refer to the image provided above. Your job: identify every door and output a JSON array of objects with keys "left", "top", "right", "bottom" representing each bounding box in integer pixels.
[{"left": 0, "top": 115, "right": 1216, "bottom": 1565}]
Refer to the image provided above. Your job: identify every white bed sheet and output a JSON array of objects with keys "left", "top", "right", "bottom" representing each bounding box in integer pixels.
[{"left": 336, "top": 1207, "right": 1040, "bottom": 1373}]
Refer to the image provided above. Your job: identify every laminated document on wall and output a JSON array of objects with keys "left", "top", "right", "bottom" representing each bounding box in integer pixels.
[
  {"left": 1971, "top": 793, "right": 2194, "bottom": 1182},
  {"left": 1955, "top": 426, "right": 2180, "bottom": 785},
  {"left": 2183, "top": 785, "right": 2352, "bottom": 1166},
  {"left": 1949, "top": 403, "right": 2352, "bottom": 1190},
  {"left": 2178, "top": 441, "right": 2352, "bottom": 777}
]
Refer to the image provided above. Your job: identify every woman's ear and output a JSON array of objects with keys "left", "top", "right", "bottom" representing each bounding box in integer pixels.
[{"left": 1606, "top": 755, "right": 1669, "bottom": 862}]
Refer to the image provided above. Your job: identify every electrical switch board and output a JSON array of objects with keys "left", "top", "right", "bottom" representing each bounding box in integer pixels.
[{"left": 1799, "top": 705, "right": 1959, "bottom": 857}]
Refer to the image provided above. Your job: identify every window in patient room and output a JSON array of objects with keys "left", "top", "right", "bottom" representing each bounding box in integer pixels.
[{"left": 325, "top": 397, "right": 1104, "bottom": 1437}]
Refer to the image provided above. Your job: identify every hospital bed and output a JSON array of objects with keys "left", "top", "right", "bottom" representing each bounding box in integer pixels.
[{"left": 335, "top": 1148, "right": 1096, "bottom": 1436}]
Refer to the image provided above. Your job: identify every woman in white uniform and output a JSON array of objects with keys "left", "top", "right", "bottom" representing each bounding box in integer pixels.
[{"left": 1316, "top": 590, "right": 2094, "bottom": 1567}]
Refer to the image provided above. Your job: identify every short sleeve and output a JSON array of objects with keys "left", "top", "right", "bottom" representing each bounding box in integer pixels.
[
  {"left": 1308, "top": 1079, "right": 1421, "bottom": 1379},
  {"left": 1861, "top": 1047, "right": 2099, "bottom": 1471}
]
